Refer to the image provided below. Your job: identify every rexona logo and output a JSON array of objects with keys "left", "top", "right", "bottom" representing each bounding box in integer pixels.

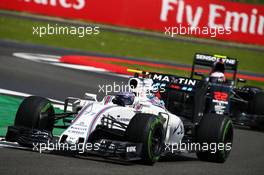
[
  {"left": 152, "top": 74, "right": 197, "bottom": 86},
  {"left": 23, "top": 0, "right": 85, "bottom": 10}
]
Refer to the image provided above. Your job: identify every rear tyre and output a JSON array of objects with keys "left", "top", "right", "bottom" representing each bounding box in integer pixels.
[
  {"left": 196, "top": 114, "right": 233, "bottom": 163},
  {"left": 6, "top": 96, "right": 55, "bottom": 146},
  {"left": 125, "top": 113, "right": 164, "bottom": 165}
]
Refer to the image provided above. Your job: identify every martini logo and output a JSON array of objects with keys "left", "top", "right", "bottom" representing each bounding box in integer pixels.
[
  {"left": 23, "top": 0, "right": 85, "bottom": 10},
  {"left": 152, "top": 74, "right": 197, "bottom": 86},
  {"left": 153, "top": 74, "right": 170, "bottom": 82}
]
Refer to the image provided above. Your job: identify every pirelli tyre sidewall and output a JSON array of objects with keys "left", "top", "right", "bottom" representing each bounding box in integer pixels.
[
  {"left": 5, "top": 96, "right": 55, "bottom": 147},
  {"left": 196, "top": 114, "right": 233, "bottom": 163},
  {"left": 125, "top": 113, "right": 164, "bottom": 165},
  {"left": 15, "top": 96, "right": 55, "bottom": 131}
]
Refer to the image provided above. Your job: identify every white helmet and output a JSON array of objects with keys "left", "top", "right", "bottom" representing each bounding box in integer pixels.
[{"left": 210, "top": 72, "right": 226, "bottom": 83}]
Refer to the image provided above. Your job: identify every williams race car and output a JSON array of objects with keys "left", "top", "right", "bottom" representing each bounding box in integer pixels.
[
  {"left": 189, "top": 53, "right": 264, "bottom": 130},
  {"left": 4, "top": 70, "right": 233, "bottom": 165}
]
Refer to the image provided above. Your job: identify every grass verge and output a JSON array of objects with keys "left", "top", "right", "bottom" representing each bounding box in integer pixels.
[
  {"left": 236, "top": 0, "right": 264, "bottom": 5},
  {"left": 0, "top": 95, "right": 65, "bottom": 136},
  {"left": 0, "top": 15, "right": 264, "bottom": 74}
]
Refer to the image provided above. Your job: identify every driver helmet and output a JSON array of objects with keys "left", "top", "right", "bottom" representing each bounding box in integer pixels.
[
  {"left": 113, "top": 92, "right": 135, "bottom": 106},
  {"left": 210, "top": 59, "right": 226, "bottom": 83}
]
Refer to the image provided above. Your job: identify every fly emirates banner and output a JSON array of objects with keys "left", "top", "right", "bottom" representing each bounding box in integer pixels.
[{"left": 0, "top": 0, "right": 264, "bottom": 45}]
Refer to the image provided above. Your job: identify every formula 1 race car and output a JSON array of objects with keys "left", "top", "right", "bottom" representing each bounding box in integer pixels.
[
  {"left": 4, "top": 70, "right": 233, "bottom": 165},
  {"left": 189, "top": 53, "right": 264, "bottom": 130}
]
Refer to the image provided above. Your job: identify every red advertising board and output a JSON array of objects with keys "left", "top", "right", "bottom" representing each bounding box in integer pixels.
[{"left": 0, "top": 0, "right": 264, "bottom": 45}]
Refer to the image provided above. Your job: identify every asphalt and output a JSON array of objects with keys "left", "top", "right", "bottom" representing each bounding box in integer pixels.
[
  {"left": 0, "top": 40, "right": 128, "bottom": 100},
  {"left": 0, "top": 41, "right": 264, "bottom": 175}
]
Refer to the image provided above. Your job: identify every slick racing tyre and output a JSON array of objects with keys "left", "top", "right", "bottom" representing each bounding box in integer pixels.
[
  {"left": 6, "top": 96, "right": 55, "bottom": 146},
  {"left": 125, "top": 113, "right": 164, "bottom": 165},
  {"left": 15, "top": 96, "right": 55, "bottom": 130},
  {"left": 196, "top": 114, "right": 233, "bottom": 163}
]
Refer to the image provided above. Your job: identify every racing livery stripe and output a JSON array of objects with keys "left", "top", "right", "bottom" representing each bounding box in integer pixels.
[
  {"left": 86, "top": 105, "right": 118, "bottom": 140},
  {"left": 71, "top": 103, "right": 93, "bottom": 124},
  {"left": 104, "top": 95, "right": 111, "bottom": 105}
]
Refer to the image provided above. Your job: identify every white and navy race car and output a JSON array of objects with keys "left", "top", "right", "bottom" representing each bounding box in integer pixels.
[{"left": 5, "top": 70, "right": 233, "bottom": 165}]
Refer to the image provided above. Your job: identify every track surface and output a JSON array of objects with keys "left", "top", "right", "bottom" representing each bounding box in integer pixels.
[{"left": 0, "top": 40, "right": 264, "bottom": 175}]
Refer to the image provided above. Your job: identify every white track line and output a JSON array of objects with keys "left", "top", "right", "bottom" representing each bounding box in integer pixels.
[
  {"left": 13, "top": 52, "right": 60, "bottom": 62},
  {"left": 13, "top": 52, "right": 108, "bottom": 72},
  {"left": 51, "top": 62, "right": 107, "bottom": 72},
  {"left": 0, "top": 88, "right": 67, "bottom": 110},
  {"left": 12, "top": 52, "right": 130, "bottom": 78}
]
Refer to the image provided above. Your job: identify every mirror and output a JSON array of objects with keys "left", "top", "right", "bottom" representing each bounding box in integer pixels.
[{"left": 237, "top": 78, "right": 247, "bottom": 83}]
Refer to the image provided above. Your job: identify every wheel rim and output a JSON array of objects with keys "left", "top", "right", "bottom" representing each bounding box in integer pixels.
[
  {"left": 221, "top": 121, "right": 233, "bottom": 158},
  {"left": 150, "top": 125, "right": 163, "bottom": 158}
]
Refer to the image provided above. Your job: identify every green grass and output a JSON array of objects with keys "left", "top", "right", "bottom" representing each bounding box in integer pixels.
[
  {"left": 0, "top": 95, "right": 66, "bottom": 136},
  {"left": 236, "top": 0, "right": 264, "bottom": 4},
  {"left": 0, "top": 15, "right": 264, "bottom": 74},
  {"left": 0, "top": 15, "right": 263, "bottom": 89}
]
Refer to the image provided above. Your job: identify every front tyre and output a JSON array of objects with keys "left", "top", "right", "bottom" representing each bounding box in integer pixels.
[
  {"left": 125, "top": 113, "right": 164, "bottom": 165},
  {"left": 6, "top": 96, "right": 55, "bottom": 146},
  {"left": 196, "top": 114, "right": 233, "bottom": 163}
]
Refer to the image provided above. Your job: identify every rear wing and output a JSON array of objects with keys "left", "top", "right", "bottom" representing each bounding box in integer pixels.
[{"left": 191, "top": 53, "right": 238, "bottom": 80}]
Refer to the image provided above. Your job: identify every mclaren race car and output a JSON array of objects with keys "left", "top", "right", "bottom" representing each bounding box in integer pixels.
[
  {"left": 4, "top": 70, "right": 233, "bottom": 165},
  {"left": 189, "top": 53, "right": 264, "bottom": 130}
]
